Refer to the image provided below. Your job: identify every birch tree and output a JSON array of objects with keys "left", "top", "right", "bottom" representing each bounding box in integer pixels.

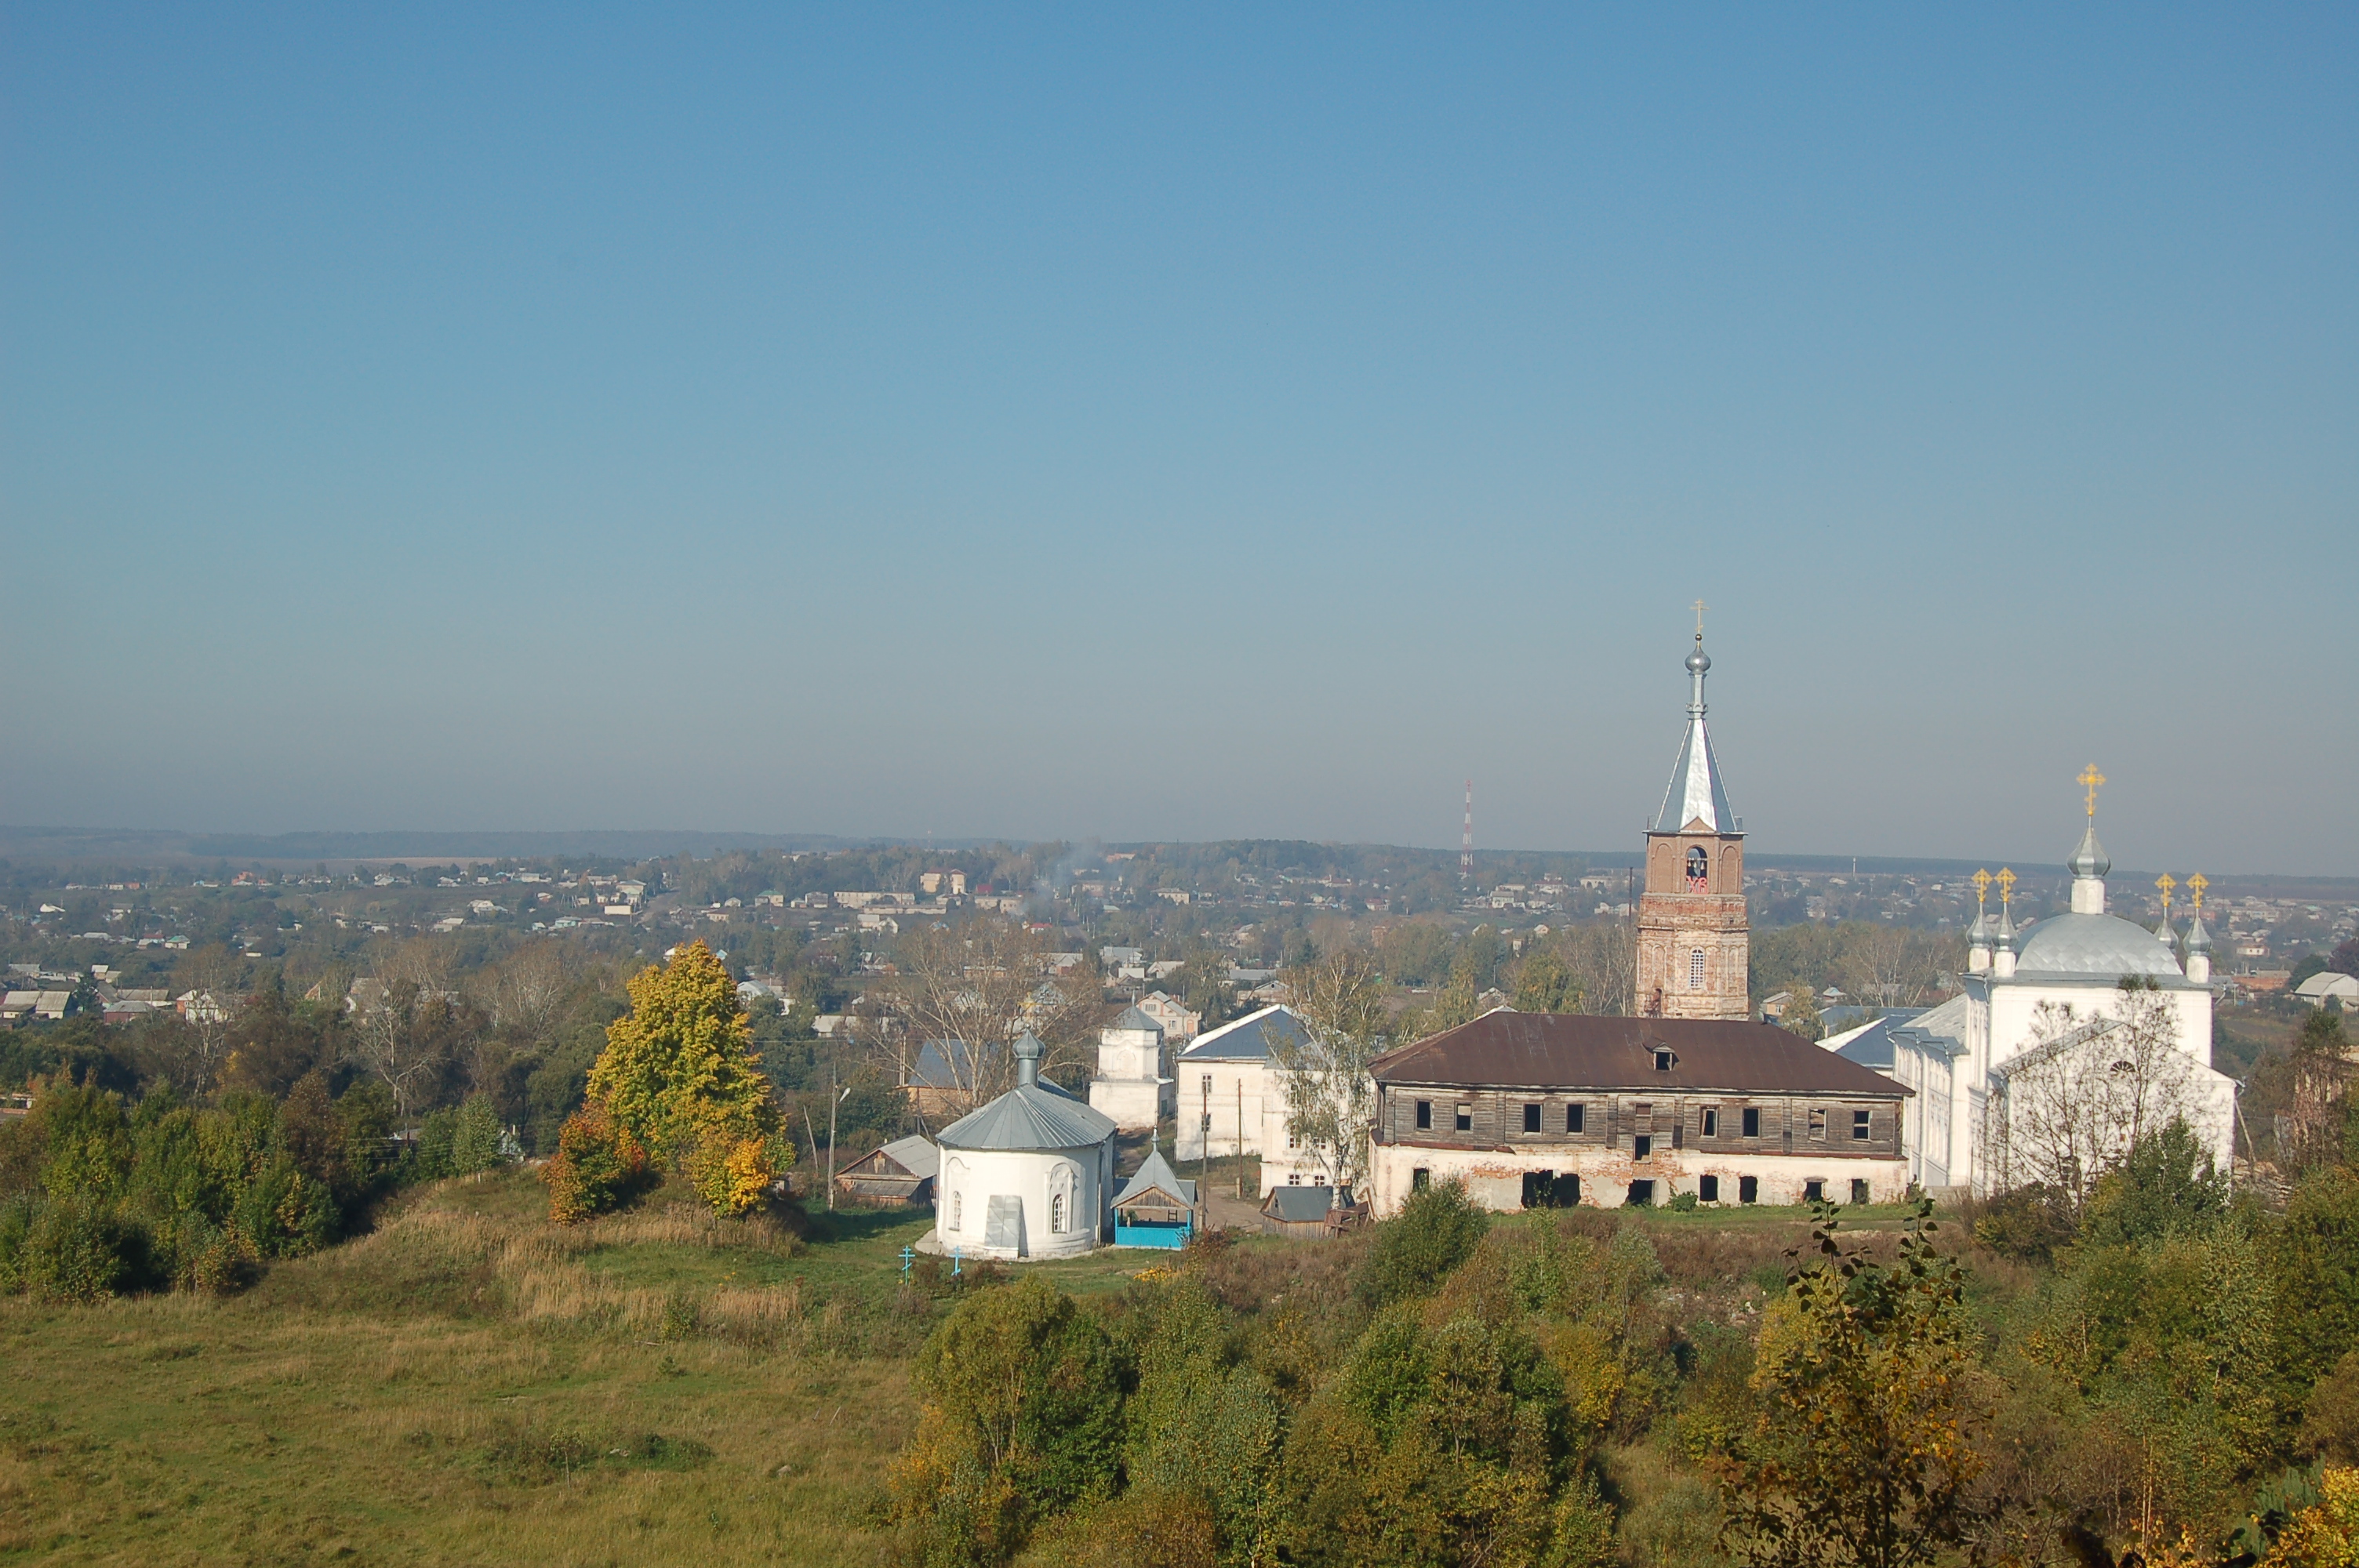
[
  {"left": 1267, "top": 949, "right": 1387, "bottom": 1197},
  {"left": 1995, "top": 980, "right": 2193, "bottom": 1207}
]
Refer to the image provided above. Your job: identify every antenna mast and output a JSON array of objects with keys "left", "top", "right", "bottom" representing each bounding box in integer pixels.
[{"left": 1461, "top": 780, "right": 1474, "bottom": 876}]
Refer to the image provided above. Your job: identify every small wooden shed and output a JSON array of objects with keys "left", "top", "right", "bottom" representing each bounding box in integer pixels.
[
  {"left": 1259, "top": 1184, "right": 1362, "bottom": 1239},
  {"left": 833, "top": 1135, "right": 939, "bottom": 1207}
]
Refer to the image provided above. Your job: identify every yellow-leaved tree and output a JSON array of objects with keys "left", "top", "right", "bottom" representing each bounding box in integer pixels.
[{"left": 574, "top": 941, "right": 787, "bottom": 1218}]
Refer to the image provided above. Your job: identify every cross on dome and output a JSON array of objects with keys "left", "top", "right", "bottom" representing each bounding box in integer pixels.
[{"left": 2078, "top": 763, "right": 2106, "bottom": 817}]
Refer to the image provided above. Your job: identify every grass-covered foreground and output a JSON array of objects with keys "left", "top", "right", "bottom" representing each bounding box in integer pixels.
[{"left": 0, "top": 1167, "right": 1148, "bottom": 1566}]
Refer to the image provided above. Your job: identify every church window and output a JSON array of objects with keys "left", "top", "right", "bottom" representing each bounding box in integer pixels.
[
  {"left": 1634, "top": 1134, "right": 1653, "bottom": 1160},
  {"left": 1739, "top": 1174, "right": 1757, "bottom": 1203},
  {"left": 1653, "top": 1047, "right": 1674, "bottom": 1071},
  {"left": 1050, "top": 1192, "right": 1066, "bottom": 1233},
  {"left": 1699, "top": 1174, "right": 1720, "bottom": 1202},
  {"left": 1702, "top": 1108, "right": 1719, "bottom": 1137},
  {"left": 1804, "top": 1179, "right": 1826, "bottom": 1203},
  {"left": 1288, "top": 1173, "right": 1301, "bottom": 1185},
  {"left": 1565, "top": 1103, "right": 1586, "bottom": 1133},
  {"left": 951, "top": 1191, "right": 963, "bottom": 1232},
  {"left": 1741, "top": 1107, "right": 1761, "bottom": 1138},
  {"left": 1455, "top": 1105, "right": 1472, "bottom": 1132},
  {"left": 1287, "top": 1127, "right": 1299, "bottom": 1149},
  {"left": 1808, "top": 1109, "right": 1826, "bottom": 1140},
  {"left": 1688, "top": 949, "right": 1706, "bottom": 989},
  {"left": 1686, "top": 845, "right": 1708, "bottom": 889},
  {"left": 1852, "top": 1110, "right": 1872, "bottom": 1142},
  {"left": 1415, "top": 1099, "right": 1432, "bottom": 1130},
  {"left": 1850, "top": 1178, "right": 1870, "bottom": 1204},
  {"left": 1523, "top": 1103, "right": 1541, "bottom": 1133},
  {"left": 1412, "top": 1167, "right": 1430, "bottom": 1190}
]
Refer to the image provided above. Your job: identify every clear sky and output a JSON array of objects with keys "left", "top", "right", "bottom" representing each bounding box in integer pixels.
[{"left": 4, "top": 7, "right": 2353, "bottom": 873}]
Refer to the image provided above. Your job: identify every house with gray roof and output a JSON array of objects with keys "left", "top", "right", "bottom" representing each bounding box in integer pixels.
[{"left": 1174, "top": 1005, "right": 1334, "bottom": 1195}]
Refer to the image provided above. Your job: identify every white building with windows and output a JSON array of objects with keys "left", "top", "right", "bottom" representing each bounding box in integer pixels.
[
  {"left": 926, "top": 1032, "right": 1117, "bottom": 1261},
  {"left": 1172, "top": 1004, "right": 1339, "bottom": 1193},
  {"left": 1869, "top": 803, "right": 2237, "bottom": 1196}
]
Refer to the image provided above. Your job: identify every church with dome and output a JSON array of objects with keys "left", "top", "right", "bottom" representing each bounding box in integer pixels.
[{"left": 1873, "top": 779, "right": 2237, "bottom": 1196}]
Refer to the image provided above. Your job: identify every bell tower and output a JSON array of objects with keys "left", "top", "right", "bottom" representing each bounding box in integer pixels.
[{"left": 1633, "top": 619, "right": 1750, "bottom": 1020}]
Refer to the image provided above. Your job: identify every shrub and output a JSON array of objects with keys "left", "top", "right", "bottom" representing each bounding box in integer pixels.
[
  {"left": 686, "top": 1131, "right": 780, "bottom": 1218},
  {"left": 12, "top": 1194, "right": 145, "bottom": 1301},
  {"left": 1355, "top": 1177, "right": 1489, "bottom": 1308},
  {"left": 450, "top": 1092, "right": 503, "bottom": 1175},
  {"left": 543, "top": 1102, "right": 650, "bottom": 1224},
  {"left": 1970, "top": 1182, "right": 2077, "bottom": 1263}
]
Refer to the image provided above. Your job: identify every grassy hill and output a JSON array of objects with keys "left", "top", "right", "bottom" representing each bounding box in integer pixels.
[{"left": 0, "top": 1169, "right": 1152, "bottom": 1566}]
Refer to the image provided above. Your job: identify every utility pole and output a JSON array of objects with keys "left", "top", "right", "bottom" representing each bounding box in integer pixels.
[
  {"left": 1237, "top": 1080, "right": 1245, "bottom": 1201},
  {"left": 826, "top": 1065, "right": 838, "bottom": 1210}
]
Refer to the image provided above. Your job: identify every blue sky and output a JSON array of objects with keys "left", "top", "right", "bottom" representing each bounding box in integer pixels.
[{"left": 4, "top": 7, "right": 2353, "bottom": 872}]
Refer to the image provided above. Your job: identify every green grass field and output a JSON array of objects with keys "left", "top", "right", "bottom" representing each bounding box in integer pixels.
[
  {"left": 0, "top": 1171, "right": 1880, "bottom": 1566},
  {"left": 0, "top": 1169, "right": 1161, "bottom": 1567}
]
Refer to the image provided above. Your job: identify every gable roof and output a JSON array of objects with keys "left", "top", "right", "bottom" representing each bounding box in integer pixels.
[
  {"left": 1109, "top": 1004, "right": 1164, "bottom": 1034},
  {"left": 907, "top": 1038, "right": 997, "bottom": 1090},
  {"left": 1180, "top": 1004, "right": 1308, "bottom": 1062},
  {"left": 1372, "top": 1012, "right": 1909, "bottom": 1098},
  {"left": 878, "top": 1135, "right": 940, "bottom": 1180},
  {"left": 1114, "top": 1142, "right": 1196, "bottom": 1207},
  {"left": 1263, "top": 1185, "right": 1335, "bottom": 1222}
]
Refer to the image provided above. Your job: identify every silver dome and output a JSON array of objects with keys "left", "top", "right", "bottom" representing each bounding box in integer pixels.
[
  {"left": 2011, "top": 913, "right": 2184, "bottom": 980},
  {"left": 2067, "top": 824, "right": 2111, "bottom": 880}
]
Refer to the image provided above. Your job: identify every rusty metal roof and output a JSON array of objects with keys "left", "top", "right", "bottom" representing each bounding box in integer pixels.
[{"left": 1372, "top": 1011, "right": 1909, "bottom": 1098}]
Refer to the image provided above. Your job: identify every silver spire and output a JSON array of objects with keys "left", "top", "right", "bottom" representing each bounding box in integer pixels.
[{"left": 1652, "top": 631, "right": 1738, "bottom": 834}]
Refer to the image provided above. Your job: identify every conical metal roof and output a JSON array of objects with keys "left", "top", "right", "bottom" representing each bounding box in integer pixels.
[
  {"left": 1109, "top": 1004, "right": 1164, "bottom": 1034},
  {"left": 1652, "top": 636, "right": 1736, "bottom": 833},
  {"left": 936, "top": 1079, "right": 1118, "bottom": 1152}
]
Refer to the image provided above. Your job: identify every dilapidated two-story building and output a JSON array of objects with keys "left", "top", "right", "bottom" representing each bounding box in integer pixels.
[{"left": 1366, "top": 1011, "right": 1911, "bottom": 1215}]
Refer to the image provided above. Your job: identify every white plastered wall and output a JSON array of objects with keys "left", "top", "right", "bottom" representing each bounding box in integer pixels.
[
  {"left": 932, "top": 1143, "right": 1111, "bottom": 1261},
  {"left": 1366, "top": 1142, "right": 1910, "bottom": 1219}
]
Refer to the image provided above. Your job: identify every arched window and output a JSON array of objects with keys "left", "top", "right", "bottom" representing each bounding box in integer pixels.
[
  {"left": 1685, "top": 845, "right": 1709, "bottom": 889},
  {"left": 951, "top": 1190, "right": 963, "bottom": 1232},
  {"left": 1689, "top": 949, "right": 1707, "bottom": 989},
  {"left": 1050, "top": 1192, "right": 1067, "bottom": 1233}
]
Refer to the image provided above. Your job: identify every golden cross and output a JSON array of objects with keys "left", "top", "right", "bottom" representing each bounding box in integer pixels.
[
  {"left": 1997, "top": 867, "right": 2016, "bottom": 909},
  {"left": 1972, "top": 868, "right": 1991, "bottom": 906},
  {"left": 2077, "top": 763, "right": 2106, "bottom": 817},
  {"left": 1692, "top": 599, "right": 1707, "bottom": 637},
  {"left": 2155, "top": 873, "right": 2175, "bottom": 916},
  {"left": 2188, "top": 872, "right": 2208, "bottom": 910}
]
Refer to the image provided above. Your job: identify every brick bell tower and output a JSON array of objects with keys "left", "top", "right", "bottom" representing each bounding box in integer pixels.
[{"left": 1633, "top": 622, "right": 1750, "bottom": 1020}]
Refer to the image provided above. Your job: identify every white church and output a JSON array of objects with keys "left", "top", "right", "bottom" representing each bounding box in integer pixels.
[{"left": 1862, "top": 782, "right": 2237, "bottom": 1197}]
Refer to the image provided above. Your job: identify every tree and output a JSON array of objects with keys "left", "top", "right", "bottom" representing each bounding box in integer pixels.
[
  {"left": 1719, "top": 1200, "right": 1982, "bottom": 1568},
  {"left": 1992, "top": 982, "right": 2196, "bottom": 1209},
  {"left": 584, "top": 941, "right": 782, "bottom": 1214},
  {"left": 1268, "top": 949, "right": 1387, "bottom": 1196},
  {"left": 1510, "top": 944, "right": 1580, "bottom": 1014},
  {"left": 1356, "top": 1176, "right": 1491, "bottom": 1309},
  {"left": 895, "top": 1277, "right": 1125, "bottom": 1563},
  {"left": 895, "top": 921, "right": 1103, "bottom": 1109},
  {"left": 1561, "top": 923, "right": 1636, "bottom": 1019}
]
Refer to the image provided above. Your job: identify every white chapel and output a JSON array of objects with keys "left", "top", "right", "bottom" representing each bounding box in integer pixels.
[{"left": 1873, "top": 779, "right": 2237, "bottom": 1196}]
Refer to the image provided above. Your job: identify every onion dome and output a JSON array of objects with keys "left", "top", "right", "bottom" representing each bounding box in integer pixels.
[
  {"left": 2183, "top": 913, "right": 2213, "bottom": 955},
  {"left": 2067, "top": 824, "right": 2111, "bottom": 880},
  {"left": 1966, "top": 906, "right": 1993, "bottom": 953},
  {"left": 1992, "top": 908, "right": 2016, "bottom": 953}
]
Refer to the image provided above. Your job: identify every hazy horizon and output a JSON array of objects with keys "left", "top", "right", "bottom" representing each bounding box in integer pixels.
[{"left": 6, "top": 9, "right": 2352, "bottom": 873}]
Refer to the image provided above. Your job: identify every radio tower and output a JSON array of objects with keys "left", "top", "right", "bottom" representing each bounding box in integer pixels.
[{"left": 1460, "top": 780, "right": 1474, "bottom": 876}]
